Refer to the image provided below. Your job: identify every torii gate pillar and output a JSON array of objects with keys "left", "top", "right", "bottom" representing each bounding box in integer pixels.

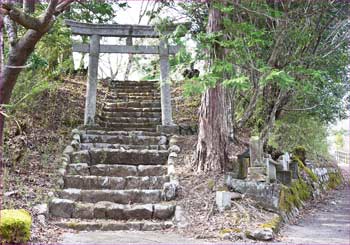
[
  {"left": 159, "top": 40, "right": 173, "bottom": 126},
  {"left": 84, "top": 34, "right": 100, "bottom": 125}
]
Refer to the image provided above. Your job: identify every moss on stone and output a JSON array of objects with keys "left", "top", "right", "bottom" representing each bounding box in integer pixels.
[
  {"left": 327, "top": 172, "right": 342, "bottom": 190},
  {"left": 0, "top": 209, "right": 32, "bottom": 244},
  {"left": 259, "top": 216, "right": 282, "bottom": 232},
  {"left": 219, "top": 227, "right": 241, "bottom": 235},
  {"left": 279, "top": 178, "right": 313, "bottom": 212},
  {"left": 293, "top": 156, "right": 319, "bottom": 183},
  {"left": 293, "top": 146, "right": 306, "bottom": 163},
  {"left": 207, "top": 179, "right": 215, "bottom": 190}
]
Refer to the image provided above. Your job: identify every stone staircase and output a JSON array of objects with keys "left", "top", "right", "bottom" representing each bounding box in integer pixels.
[{"left": 49, "top": 81, "right": 178, "bottom": 231}]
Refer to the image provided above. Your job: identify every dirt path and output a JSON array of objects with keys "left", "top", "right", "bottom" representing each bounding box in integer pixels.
[{"left": 280, "top": 163, "right": 350, "bottom": 244}]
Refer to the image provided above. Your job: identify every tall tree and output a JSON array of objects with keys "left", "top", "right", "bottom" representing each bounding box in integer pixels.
[
  {"left": 0, "top": 0, "right": 75, "bottom": 167},
  {"left": 193, "top": 1, "right": 231, "bottom": 172}
]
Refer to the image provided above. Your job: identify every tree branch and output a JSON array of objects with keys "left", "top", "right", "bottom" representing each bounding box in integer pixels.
[
  {"left": 2, "top": 3, "right": 42, "bottom": 31},
  {"left": 3, "top": 16, "right": 17, "bottom": 47}
]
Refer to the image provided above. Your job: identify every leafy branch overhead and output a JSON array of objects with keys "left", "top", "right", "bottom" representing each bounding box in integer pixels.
[{"left": 1, "top": 0, "right": 74, "bottom": 33}]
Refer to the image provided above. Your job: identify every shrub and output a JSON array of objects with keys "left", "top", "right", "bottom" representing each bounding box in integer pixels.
[{"left": 0, "top": 209, "right": 32, "bottom": 244}]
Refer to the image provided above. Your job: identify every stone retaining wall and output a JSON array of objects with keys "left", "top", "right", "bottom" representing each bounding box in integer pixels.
[{"left": 225, "top": 165, "right": 343, "bottom": 222}]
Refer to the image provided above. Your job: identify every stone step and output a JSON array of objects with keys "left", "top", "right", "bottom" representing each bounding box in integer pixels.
[
  {"left": 58, "top": 189, "right": 163, "bottom": 204},
  {"left": 50, "top": 199, "right": 175, "bottom": 220},
  {"left": 107, "top": 95, "right": 160, "bottom": 101},
  {"left": 102, "top": 107, "right": 161, "bottom": 114},
  {"left": 99, "top": 123, "right": 157, "bottom": 132},
  {"left": 108, "top": 92, "right": 160, "bottom": 97},
  {"left": 109, "top": 89, "right": 159, "bottom": 95},
  {"left": 77, "top": 129, "right": 161, "bottom": 137},
  {"left": 80, "top": 134, "right": 166, "bottom": 145},
  {"left": 109, "top": 80, "right": 158, "bottom": 86},
  {"left": 104, "top": 101, "right": 161, "bottom": 109},
  {"left": 64, "top": 175, "right": 170, "bottom": 190},
  {"left": 100, "top": 111, "right": 161, "bottom": 118},
  {"left": 79, "top": 143, "right": 167, "bottom": 151},
  {"left": 53, "top": 219, "right": 173, "bottom": 231},
  {"left": 99, "top": 116, "right": 161, "bottom": 124},
  {"left": 71, "top": 149, "right": 168, "bottom": 165},
  {"left": 67, "top": 164, "right": 167, "bottom": 177}
]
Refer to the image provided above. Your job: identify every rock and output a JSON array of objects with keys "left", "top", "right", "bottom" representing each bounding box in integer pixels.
[
  {"left": 63, "top": 145, "right": 74, "bottom": 155},
  {"left": 169, "top": 152, "right": 178, "bottom": 158},
  {"left": 49, "top": 198, "right": 75, "bottom": 218},
  {"left": 73, "top": 134, "right": 81, "bottom": 143},
  {"left": 230, "top": 192, "right": 242, "bottom": 200},
  {"left": 37, "top": 215, "right": 46, "bottom": 226},
  {"left": 33, "top": 204, "right": 48, "bottom": 217},
  {"left": 153, "top": 204, "right": 175, "bottom": 219},
  {"left": 247, "top": 228, "right": 274, "bottom": 241},
  {"left": 4, "top": 190, "right": 18, "bottom": 197},
  {"left": 158, "top": 136, "right": 167, "bottom": 145},
  {"left": 216, "top": 191, "right": 231, "bottom": 211},
  {"left": 163, "top": 182, "right": 178, "bottom": 201},
  {"left": 169, "top": 145, "right": 181, "bottom": 154},
  {"left": 173, "top": 206, "right": 189, "bottom": 228},
  {"left": 169, "top": 136, "right": 180, "bottom": 146}
]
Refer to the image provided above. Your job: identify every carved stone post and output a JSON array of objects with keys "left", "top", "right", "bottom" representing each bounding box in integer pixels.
[
  {"left": 159, "top": 39, "right": 173, "bottom": 126},
  {"left": 84, "top": 34, "right": 100, "bottom": 126}
]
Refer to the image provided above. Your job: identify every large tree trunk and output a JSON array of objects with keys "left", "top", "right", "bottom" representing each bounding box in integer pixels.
[
  {"left": 193, "top": 2, "right": 231, "bottom": 173},
  {"left": 0, "top": 29, "right": 45, "bottom": 166}
]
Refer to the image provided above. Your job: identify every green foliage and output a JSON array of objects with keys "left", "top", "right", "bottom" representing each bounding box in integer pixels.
[
  {"left": 334, "top": 132, "right": 345, "bottom": 150},
  {"left": 279, "top": 178, "right": 312, "bottom": 212},
  {"left": 293, "top": 146, "right": 306, "bottom": 163},
  {"left": 0, "top": 209, "right": 32, "bottom": 244},
  {"left": 268, "top": 113, "right": 330, "bottom": 158},
  {"left": 327, "top": 172, "right": 343, "bottom": 190},
  {"left": 172, "top": 0, "right": 349, "bottom": 145},
  {"left": 64, "top": 0, "right": 118, "bottom": 24}
]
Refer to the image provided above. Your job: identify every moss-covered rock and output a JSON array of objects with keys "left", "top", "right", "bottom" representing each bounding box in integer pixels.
[
  {"left": 327, "top": 172, "right": 342, "bottom": 190},
  {"left": 259, "top": 216, "right": 282, "bottom": 232},
  {"left": 293, "top": 146, "right": 306, "bottom": 164},
  {"left": 279, "top": 178, "right": 313, "bottom": 212},
  {"left": 293, "top": 156, "right": 319, "bottom": 182},
  {"left": 0, "top": 209, "right": 32, "bottom": 244}
]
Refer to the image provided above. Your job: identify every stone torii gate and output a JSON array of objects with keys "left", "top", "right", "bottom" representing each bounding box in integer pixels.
[{"left": 65, "top": 20, "right": 179, "bottom": 127}]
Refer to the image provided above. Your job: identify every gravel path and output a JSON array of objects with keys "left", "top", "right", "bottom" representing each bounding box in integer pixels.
[{"left": 280, "top": 163, "right": 350, "bottom": 244}]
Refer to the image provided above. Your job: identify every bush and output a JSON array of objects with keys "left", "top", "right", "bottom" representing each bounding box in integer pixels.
[{"left": 0, "top": 209, "right": 32, "bottom": 244}]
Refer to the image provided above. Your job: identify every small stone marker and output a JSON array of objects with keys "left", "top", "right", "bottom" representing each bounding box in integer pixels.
[
  {"left": 267, "top": 158, "right": 277, "bottom": 183},
  {"left": 276, "top": 170, "right": 292, "bottom": 186},
  {"left": 250, "top": 136, "right": 263, "bottom": 167},
  {"left": 216, "top": 191, "right": 231, "bottom": 211},
  {"left": 289, "top": 160, "right": 299, "bottom": 179}
]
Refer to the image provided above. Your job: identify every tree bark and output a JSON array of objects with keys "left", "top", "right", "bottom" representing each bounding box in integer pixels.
[
  {"left": 23, "top": 0, "right": 35, "bottom": 13},
  {"left": 193, "top": 2, "right": 231, "bottom": 173}
]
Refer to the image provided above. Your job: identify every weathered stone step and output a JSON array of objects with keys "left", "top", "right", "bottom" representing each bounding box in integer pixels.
[
  {"left": 107, "top": 94, "right": 160, "bottom": 99},
  {"left": 53, "top": 219, "right": 173, "bottom": 231},
  {"left": 99, "top": 116, "right": 161, "bottom": 124},
  {"left": 80, "top": 134, "right": 166, "bottom": 145},
  {"left": 104, "top": 101, "right": 161, "bottom": 109},
  {"left": 79, "top": 143, "right": 166, "bottom": 151},
  {"left": 67, "top": 164, "right": 167, "bottom": 177},
  {"left": 110, "top": 80, "right": 158, "bottom": 86},
  {"left": 109, "top": 92, "right": 160, "bottom": 97},
  {"left": 101, "top": 111, "right": 161, "bottom": 118},
  {"left": 76, "top": 129, "right": 161, "bottom": 137},
  {"left": 50, "top": 199, "right": 175, "bottom": 220},
  {"left": 100, "top": 120, "right": 159, "bottom": 131},
  {"left": 58, "top": 189, "right": 163, "bottom": 204},
  {"left": 64, "top": 175, "right": 170, "bottom": 190},
  {"left": 108, "top": 87, "right": 159, "bottom": 95},
  {"left": 102, "top": 107, "right": 161, "bottom": 113},
  {"left": 71, "top": 149, "right": 168, "bottom": 165}
]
